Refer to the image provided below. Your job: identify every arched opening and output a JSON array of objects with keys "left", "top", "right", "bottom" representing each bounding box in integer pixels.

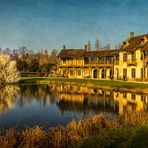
[
  {"left": 116, "top": 68, "right": 119, "bottom": 79},
  {"left": 110, "top": 68, "right": 114, "bottom": 79},
  {"left": 93, "top": 70, "right": 97, "bottom": 78},
  {"left": 102, "top": 69, "right": 106, "bottom": 78}
]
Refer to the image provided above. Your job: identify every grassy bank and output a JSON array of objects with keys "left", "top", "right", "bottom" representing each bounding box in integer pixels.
[
  {"left": 1, "top": 111, "right": 148, "bottom": 148},
  {"left": 75, "top": 125, "right": 148, "bottom": 148},
  {"left": 20, "top": 77, "right": 148, "bottom": 92}
]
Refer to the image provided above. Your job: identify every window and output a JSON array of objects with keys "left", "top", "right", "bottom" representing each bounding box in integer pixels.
[
  {"left": 143, "top": 51, "right": 148, "bottom": 59},
  {"left": 123, "top": 93, "right": 127, "bottom": 99},
  {"left": 116, "top": 55, "right": 119, "bottom": 61},
  {"left": 123, "top": 69, "right": 127, "bottom": 80},
  {"left": 90, "top": 57, "right": 97, "bottom": 64},
  {"left": 123, "top": 53, "right": 127, "bottom": 62},
  {"left": 131, "top": 52, "right": 136, "bottom": 61},
  {"left": 84, "top": 57, "right": 89, "bottom": 64},
  {"left": 70, "top": 70, "right": 74, "bottom": 75},
  {"left": 69, "top": 60, "right": 73, "bottom": 64},
  {"left": 77, "top": 60, "right": 81, "bottom": 65},
  {"left": 132, "top": 94, "right": 136, "bottom": 100},
  {"left": 108, "top": 57, "right": 113, "bottom": 63},
  {"left": 131, "top": 68, "right": 136, "bottom": 78},
  {"left": 98, "top": 57, "right": 103, "bottom": 64},
  {"left": 123, "top": 69, "right": 127, "bottom": 76},
  {"left": 77, "top": 70, "right": 81, "bottom": 76},
  {"left": 63, "top": 58, "right": 66, "bottom": 64}
]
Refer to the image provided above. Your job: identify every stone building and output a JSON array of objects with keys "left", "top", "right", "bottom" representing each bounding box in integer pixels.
[
  {"left": 57, "top": 32, "right": 148, "bottom": 81},
  {"left": 116, "top": 32, "right": 148, "bottom": 81},
  {"left": 57, "top": 45, "right": 118, "bottom": 79}
]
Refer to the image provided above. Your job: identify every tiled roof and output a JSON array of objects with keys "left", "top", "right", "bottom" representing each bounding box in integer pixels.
[
  {"left": 58, "top": 49, "right": 119, "bottom": 59},
  {"left": 58, "top": 49, "right": 85, "bottom": 58},
  {"left": 142, "top": 42, "right": 148, "bottom": 51},
  {"left": 120, "top": 33, "right": 148, "bottom": 52},
  {"left": 84, "top": 50, "right": 119, "bottom": 57}
]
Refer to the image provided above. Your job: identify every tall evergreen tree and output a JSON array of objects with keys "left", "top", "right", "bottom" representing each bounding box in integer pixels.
[
  {"left": 106, "top": 43, "right": 110, "bottom": 50},
  {"left": 87, "top": 41, "right": 92, "bottom": 51},
  {"left": 95, "top": 38, "right": 100, "bottom": 50}
]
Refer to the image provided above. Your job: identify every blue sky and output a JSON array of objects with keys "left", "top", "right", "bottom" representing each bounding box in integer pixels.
[{"left": 0, "top": 0, "right": 148, "bottom": 51}]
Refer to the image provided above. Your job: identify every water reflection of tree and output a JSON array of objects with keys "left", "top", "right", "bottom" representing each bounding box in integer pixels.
[
  {"left": 0, "top": 85, "right": 20, "bottom": 113},
  {"left": 0, "top": 84, "right": 58, "bottom": 113},
  {"left": 18, "top": 84, "right": 56, "bottom": 106}
]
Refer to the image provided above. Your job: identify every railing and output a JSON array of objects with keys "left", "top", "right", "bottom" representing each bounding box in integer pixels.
[
  {"left": 127, "top": 59, "right": 137, "bottom": 66},
  {"left": 114, "top": 61, "right": 119, "bottom": 65},
  {"left": 59, "top": 60, "right": 115, "bottom": 67},
  {"left": 59, "top": 64, "right": 114, "bottom": 68}
]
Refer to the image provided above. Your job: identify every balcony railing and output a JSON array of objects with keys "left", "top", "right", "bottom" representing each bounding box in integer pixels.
[
  {"left": 127, "top": 59, "right": 137, "bottom": 66},
  {"left": 114, "top": 61, "right": 119, "bottom": 65},
  {"left": 59, "top": 60, "right": 115, "bottom": 67}
]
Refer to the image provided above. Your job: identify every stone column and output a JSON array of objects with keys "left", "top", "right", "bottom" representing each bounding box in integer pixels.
[{"left": 106, "top": 69, "right": 110, "bottom": 79}]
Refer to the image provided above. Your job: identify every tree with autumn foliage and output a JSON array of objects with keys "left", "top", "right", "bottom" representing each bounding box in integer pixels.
[{"left": 0, "top": 53, "right": 20, "bottom": 85}]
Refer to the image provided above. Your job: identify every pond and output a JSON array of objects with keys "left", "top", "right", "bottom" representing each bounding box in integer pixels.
[{"left": 0, "top": 82, "right": 148, "bottom": 130}]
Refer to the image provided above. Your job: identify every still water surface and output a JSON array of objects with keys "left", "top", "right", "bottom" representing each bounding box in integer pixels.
[{"left": 0, "top": 83, "right": 148, "bottom": 130}]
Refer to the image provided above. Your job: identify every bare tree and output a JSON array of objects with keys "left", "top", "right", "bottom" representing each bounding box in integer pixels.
[
  {"left": 18, "top": 46, "right": 29, "bottom": 56},
  {"left": 101, "top": 43, "right": 111, "bottom": 50},
  {"left": 106, "top": 43, "right": 110, "bottom": 50},
  {"left": 38, "top": 49, "right": 50, "bottom": 66},
  {"left": 115, "top": 43, "right": 122, "bottom": 49},
  {"left": 49, "top": 49, "right": 58, "bottom": 64}
]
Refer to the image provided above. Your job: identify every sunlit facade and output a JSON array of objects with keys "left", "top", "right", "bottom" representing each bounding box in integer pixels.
[{"left": 57, "top": 32, "right": 148, "bottom": 81}]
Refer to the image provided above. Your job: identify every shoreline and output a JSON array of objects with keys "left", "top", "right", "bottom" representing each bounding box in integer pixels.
[
  {"left": 0, "top": 111, "right": 148, "bottom": 148},
  {"left": 19, "top": 77, "right": 148, "bottom": 94}
]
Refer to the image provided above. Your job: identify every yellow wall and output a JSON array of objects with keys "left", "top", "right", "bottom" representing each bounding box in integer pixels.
[
  {"left": 114, "top": 92, "right": 144, "bottom": 114},
  {"left": 58, "top": 48, "right": 148, "bottom": 81},
  {"left": 117, "top": 49, "right": 144, "bottom": 80}
]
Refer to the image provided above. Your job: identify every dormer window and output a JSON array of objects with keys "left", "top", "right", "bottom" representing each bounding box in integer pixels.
[
  {"left": 140, "top": 36, "right": 148, "bottom": 44},
  {"left": 123, "top": 41, "right": 129, "bottom": 48}
]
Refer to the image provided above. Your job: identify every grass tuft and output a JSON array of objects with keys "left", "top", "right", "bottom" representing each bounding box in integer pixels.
[{"left": 0, "top": 112, "right": 148, "bottom": 147}]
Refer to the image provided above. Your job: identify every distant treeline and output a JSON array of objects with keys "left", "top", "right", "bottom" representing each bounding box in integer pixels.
[{"left": 0, "top": 46, "right": 58, "bottom": 73}]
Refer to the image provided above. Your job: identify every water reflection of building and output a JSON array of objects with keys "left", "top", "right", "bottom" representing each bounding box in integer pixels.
[
  {"left": 55, "top": 85, "right": 117, "bottom": 114},
  {"left": 114, "top": 92, "right": 148, "bottom": 114},
  {"left": 1, "top": 83, "right": 148, "bottom": 115},
  {"left": 51, "top": 83, "right": 148, "bottom": 115}
]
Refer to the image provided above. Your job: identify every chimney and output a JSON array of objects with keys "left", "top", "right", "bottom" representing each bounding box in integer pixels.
[
  {"left": 84, "top": 44, "right": 87, "bottom": 51},
  {"left": 130, "top": 32, "right": 134, "bottom": 38},
  {"left": 63, "top": 45, "right": 66, "bottom": 50}
]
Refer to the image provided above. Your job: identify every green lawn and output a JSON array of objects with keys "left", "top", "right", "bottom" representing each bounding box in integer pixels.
[
  {"left": 71, "top": 125, "right": 148, "bottom": 148},
  {"left": 20, "top": 77, "right": 148, "bottom": 91}
]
